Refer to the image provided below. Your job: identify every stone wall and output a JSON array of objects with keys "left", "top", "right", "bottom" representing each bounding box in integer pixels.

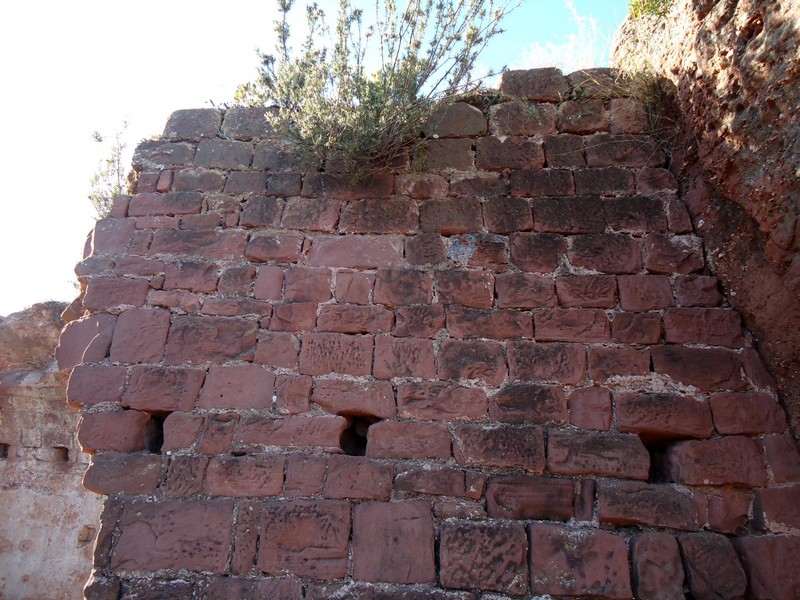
[
  {"left": 61, "top": 68, "right": 800, "bottom": 599},
  {"left": 0, "top": 303, "right": 104, "bottom": 599}
]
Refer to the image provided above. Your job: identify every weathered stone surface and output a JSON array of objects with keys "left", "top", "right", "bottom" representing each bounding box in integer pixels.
[
  {"left": 325, "top": 455, "right": 393, "bottom": 501},
  {"left": 366, "top": 421, "right": 451, "bottom": 460},
  {"left": 374, "top": 268, "right": 433, "bottom": 306},
  {"left": 616, "top": 392, "right": 714, "bottom": 442},
  {"left": 164, "top": 108, "right": 221, "bottom": 140},
  {"left": 439, "top": 339, "right": 506, "bottom": 386},
  {"left": 394, "top": 466, "right": 465, "bottom": 497},
  {"left": 528, "top": 524, "right": 631, "bottom": 599},
  {"left": 453, "top": 424, "right": 544, "bottom": 472},
  {"left": 435, "top": 270, "right": 495, "bottom": 309},
  {"left": 108, "top": 308, "right": 170, "bottom": 364},
  {"left": 709, "top": 391, "right": 787, "bottom": 435},
  {"left": 755, "top": 486, "right": 800, "bottom": 531},
  {"left": 547, "top": 430, "right": 649, "bottom": 479},
  {"left": 446, "top": 306, "right": 531, "bottom": 340},
  {"left": 56, "top": 313, "right": 115, "bottom": 370},
  {"left": 397, "top": 381, "right": 486, "bottom": 421},
  {"left": 495, "top": 273, "right": 556, "bottom": 308},
  {"left": 598, "top": 480, "right": 698, "bottom": 530},
  {"left": 83, "top": 452, "right": 162, "bottom": 495},
  {"left": 486, "top": 476, "right": 573, "bottom": 520},
  {"left": 652, "top": 346, "right": 745, "bottom": 391},
  {"left": 206, "top": 455, "right": 284, "bottom": 497},
  {"left": 122, "top": 365, "right": 205, "bottom": 412},
  {"left": 666, "top": 436, "right": 767, "bottom": 487},
  {"left": 632, "top": 532, "right": 686, "bottom": 600},
  {"left": 509, "top": 232, "right": 566, "bottom": 272},
  {"left": 569, "top": 233, "right": 643, "bottom": 274},
  {"left": 353, "top": 501, "right": 435, "bottom": 584},
  {"left": 534, "top": 308, "right": 611, "bottom": 342},
  {"left": 164, "top": 315, "right": 257, "bottom": 364},
  {"left": 440, "top": 521, "right": 528, "bottom": 594},
  {"left": 569, "top": 386, "right": 612, "bottom": 430},
  {"left": 312, "top": 379, "right": 395, "bottom": 419},
  {"left": 678, "top": 532, "right": 747, "bottom": 600},
  {"left": 588, "top": 346, "right": 650, "bottom": 382},
  {"left": 508, "top": 342, "right": 586, "bottom": 385},
  {"left": 308, "top": 235, "right": 404, "bottom": 268},
  {"left": 299, "top": 333, "right": 373, "bottom": 376},
  {"left": 78, "top": 410, "right": 153, "bottom": 454},
  {"left": 555, "top": 275, "right": 617, "bottom": 308},
  {"left": 664, "top": 307, "right": 745, "bottom": 347},
  {"left": 394, "top": 304, "right": 445, "bottom": 338},
  {"left": 67, "top": 364, "right": 127, "bottom": 406},
  {"left": 427, "top": 102, "right": 487, "bottom": 137},
  {"left": 258, "top": 500, "right": 350, "bottom": 578},
  {"left": 235, "top": 415, "right": 347, "bottom": 451},
  {"left": 488, "top": 384, "right": 567, "bottom": 424},
  {"left": 490, "top": 101, "right": 557, "bottom": 136},
  {"left": 501, "top": 68, "right": 569, "bottom": 101},
  {"left": 735, "top": 535, "right": 800, "bottom": 599},
  {"left": 374, "top": 335, "right": 436, "bottom": 379}
]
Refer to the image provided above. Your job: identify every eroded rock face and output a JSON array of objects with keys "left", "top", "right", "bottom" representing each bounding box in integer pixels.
[
  {"left": 613, "top": 0, "right": 800, "bottom": 436},
  {"left": 0, "top": 303, "right": 103, "bottom": 599}
]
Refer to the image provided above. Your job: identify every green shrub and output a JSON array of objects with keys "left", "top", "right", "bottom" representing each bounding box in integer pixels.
[
  {"left": 235, "top": 0, "right": 517, "bottom": 178},
  {"left": 629, "top": 0, "right": 673, "bottom": 19},
  {"left": 88, "top": 123, "right": 129, "bottom": 219}
]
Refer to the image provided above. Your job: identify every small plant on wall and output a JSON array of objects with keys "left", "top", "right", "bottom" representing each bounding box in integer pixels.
[
  {"left": 628, "top": 0, "right": 673, "bottom": 19},
  {"left": 235, "top": 0, "right": 518, "bottom": 179}
]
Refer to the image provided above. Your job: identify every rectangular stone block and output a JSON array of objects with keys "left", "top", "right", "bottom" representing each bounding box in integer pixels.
[
  {"left": 547, "top": 430, "right": 649, "bottom": 479},
  {"left": 453, "top": 424, "right": 544, "bottom": 472},
  {"left": 598, "top": 480, "right": 698, "bottom": 530},
  {"left": 508, "top": 341, "right": 586, "bottom": 385},
  {"left": 299, "top": 333, "right": 374, "bottom": 376},
  {"left": 397, "top": 381, "right": 487, "bottom": 421},
  {"left": 206, "top": 455, "right": 284, "bottom": 497},
  {"left": 486, "top": 476, "right": 573, "bottom": 520}
]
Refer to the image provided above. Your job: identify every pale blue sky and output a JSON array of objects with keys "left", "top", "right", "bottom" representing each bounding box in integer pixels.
[{"left": 0, "top": 0, "right": 630, "bottom": 317}]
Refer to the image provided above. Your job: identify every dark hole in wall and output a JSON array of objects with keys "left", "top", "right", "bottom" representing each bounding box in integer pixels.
[
  {"left": 148, "top": 414, "right": 167, "bottom": 454},
  {"left": 340, "top": 416, "right": 380, "bottom": 456},
  {"left": 644, "top": 440, "right": 671, "bottom": 483},
  {"left": 0, "top": 443, "right": 8, "bottom": 459},
  {"left": 52, "top": 446, "right": 69, "bottom": 462}
]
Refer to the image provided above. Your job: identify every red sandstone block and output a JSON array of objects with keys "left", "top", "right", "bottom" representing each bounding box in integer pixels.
[
  {"left": 148, "top": 289, "right": 202, "bottom": 312},
  {"left": 664, "top": 307, "right": 745, "bottom": 347},
  {"left": 235, "top": 414, "right": 348, "bottom": 451},
  {"left": 678, "top": 533, "right": 747, "bottom": 600},
  {"left": 569, "top": 234, "right": 643, "bottom": 274},
  {"left": 274, "top": 374, "right": 311, "bottom": 414},
  {"left": 509, "top": 169, "right": 575, "bottom": 197},
  {"left": 509, "top": 232, "right": 566, "bottom": 273},
  {"left": 598, "top": 479, "right": 698, "bottom": 530},
  {"left": 476, "top": 136, "right": 544, "bottom": 170},
  {"left": 486, "top": 476, "right": 573, "bottom": 520},
  {"left": 705, "top": 488, "right": 753, "bottom": 533},
  {"left": 112, "top": 255, "right": 165, "bottom": 278},
  {"left": 421, "top": 138, "right": 473, "bottom": 170},
  {"left": 194, "top": 138, "right": 252, "bottom": 169},
  {"left": 394, "top": 466, "right": 465, "bottom": 497},
  {"left": 198, "top": 364, "right": 274, "bottom": 410},
  {"left": 555, "top": 275, "right": 617, "bottom": 308},
  {"left": 112, "top": 499, "right": 234, "bottom": 573},
  {"left": 419, "top": 197, "right": 483, "bottom": 234},
  {"left": 339, "top": 197, "right": 419, "bottom": 234},
  {"left": 78, "top": 410, "right": 153, "bottom": 454},
  {"left": 374, "top": 268, "right": 433, "bottom": 306},
  {"left": 83, "top": 452, "right": 162, "bottom": 495},
  {"left": 317, "top": 304, "right": 394, "bottom": 334},
  {"left": 223, "top": 170, "right": 267, "bottom": 194},
  {"left": 405, "top": 232, "right": 447, "bottom": 266},
  {"left": 533, "top": 197, "right": 605, "bottom": 234},
  {"left": 710, "top": 391, "right": 787, "bottom": 434},
  {"left": 734, "top": 536, "right": 800, "bottom": 599},
  {"left": 453, "top": 424, "right": 544, "bottom": 472},
  {"left": 490, "top": 101, "right": 557, "bottom": 136},
  {"left": 240, "top": 196, "right": 284, "bottom": 227},
  {"left": 435, "top": 270, "right": 495, "bottom": 309},
  {"left": 543, "top": 134, "right": 586, "bottom": 168},
  {"left": 162, "top": 411, "right": 203, "bottom": 451},
  {"left": 612, "top": 311, "right": 662, "bottom": 344},
  {"left": 283, "top": 267, "right": 331, "bottom": 303},
  {"left": 353, "top": 500, "right": 435, "bottom": 584},
  {"left": 201, "top": 297, "right": 273, "bottom": 318},
  {"left": 489, "top": 384, "right": 568, "bottom": 425},
  {"left": 172, "top": 167, "right": 226, "bottom": 192},
  {"left": 205, "top": 455, "right": 284, "bottom": 497},
  {"left": 128, "top": 191, "right": 203, "bottom": 217},
  {"left": 740, "top": 347, "right": 778, "bottom": 390},
  {"left": 308, "top": 235, "right": 404, "bottom": 268},
  {"left": 123, "top": 365, "right": 205, "bottom": 412},
  {"left": 547, "top": 430, "right": 649, "bottom": 479},
  {"left": 108, "top": 307, "right": 170, "bottom": 365},
  {"left": 164, "top": 455, "right": 205, "bottom": 496},
  {"left": 618, "top": 274, "right": 675, "bottom": 311},
  {"left": 664, "top": 193, "right": 694, "bottom": 232},
  {"left": 395, "top": 173, "right": 449, "bottom": 198},
  {"left": 83, "top": 276, "right": 150, "bottom": 310},
  {"left": 508, "top": 341, "right": 586, "bottom": 385},
  {"left": 197, "top": 413, "right": 239, "bottom": 455},
  {"left": 483, "top": 197, "right": 533, "bottom": 233},
  {"left": 631, "top": 533, "right": 686, "bottom": 600},
  {"left": 674, "top": 274, "right": 722, "bottom": 307},
  {"left": 394, "top": 304, "right": 446, "bottom": 338},
  {"left": 440, "top": 520, "right": 529, "bottom": 595},
  {"left": 254, "top": 332, "right": 299, "bottom": 369},
  {"left": 574, "top": 166, "right": 636, "bottom": 195},
  {"left": 763, "top": 433, "right": 800, "bottom": 483},
  {"left": 450, "top": 233, "right": 510, "bottom": 272},
  {"left": 755, "top": 486, "right": 800, "bottom": 531},
  {"left": 643, "top": 233, "right": 705, "bottom": 273},
  {"left": 439, "top": 339, "right": 506, "bottom": 386},
  {"left": 604, "top": 195, "right": 668, "bottom": 232},
  {"left": 588, "top": 346, "right": 650, "bottom": 382},
  {"left": 133, "top": 140, "right": 196, "bottom": 170},
  {"left": 652, "top": 346, "right": 745, "bottom": 391},
  {"left": 164, "top": 108, "right": 221, "bottom": 140},
  {"left": 312, "top": 378, "right": 395, "bottom": 419},
  {"left": 534, "top": 308, "right": 611, "bottom": 343},
  {"left": 252, "top": 139, "right": 303, "bottom": 171},
  {"left": 245, "top": 233, "right": 304, "bottom": 263},
  {"left": 67, "top": 364, "right": 127, "bottom": 407},
  {"left": 449, "top": 171, "right": 505, "bottom": 197},
  {"left": 616, "top": 392, "right": 714, "bottom": 442},
  {"left": 366, "top": 421, "right": 451, "bottom": 459},
  {"left": 501, "top": 68, "right": 569, "bottom": 101},
  {"left": 201, "top": 576, "right": 303, "bottom": 600},
  {"left": 426, "top": 101, "right": 488, "bottom": 137},
  {"left": 334, "top": 270, "right": 373, "bottom": 304},
  {"left": 667, "top": 436, "right": 767, "bottom": 487},
  {"left": 284, "top": 454, "right": 326, "bottom": 497},
  {"left": 374, "top": 335, "right": 436, "bottom": 379},
  {"left": 55, "top": 314, "right": 117, "bottom": 371},
  {"left": 180, "top": 211, "right": 225, "bottom": 229},
  {"left": 299, "top": 333, "right": 373, "bottom": 376},
  {"left": 446, "top": 306, "right": 532, "bottom": 340},
  {"left": 529, "top": 524, "right": 631, "bottom": 599},
  {"left": 252, "top": 265, "right": 282, "bottom": 301},
  {"left": 164, "top": 315, "right": 257, "bottom": 364},
  {"left": 569, "top": 387, "right": 612, "bottom": 430},
  {"left": 637, "top": 167, "right": 679, "bottom": 194},
  {"left": 325, "top": 455, "right": 393, "bottom": 500},
  {"left": 164, "top": 260, "right": 219, "bottom": 293},
  {"left": 397, "top": 381, "right": 487, "bottom": 421},
  {"left": 258, "top": 500, "right": 350, "bottom": 578},
  {"left": 281, "top": 197, "right": 340, "bottom": 231},
  {"left": 586, "top": 133, "right": 665, "bottom": 167},
  {"left": 301, "top": 172, "right": 394, "bottom": 200},
  {"left": 135, "top": 214, "right": 180, "bottom": 229},
  {"left": 558, "top": 98, "right": 610, "bottom": 133},
  {"left": 496, "top": 273, "right": 556, "bottom": 308},
  {"left": 149, "top": 228, "right": 248, "bottom": 260}
]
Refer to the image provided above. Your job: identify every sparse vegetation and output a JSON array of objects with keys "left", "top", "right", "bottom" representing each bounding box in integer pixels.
[
  {"left": 628, "top": 0, "right": 673, "bottom": 19},
  {"left": 235, "top": 0, "right": 518, "bottom": 178},
  {"left": 88, "top": 123, "right": 129, "bottom": 218}
]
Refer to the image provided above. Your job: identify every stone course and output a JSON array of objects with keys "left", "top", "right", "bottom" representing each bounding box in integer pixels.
[{"left": 59, "top": 68, "right": 800, "bottom": 598}]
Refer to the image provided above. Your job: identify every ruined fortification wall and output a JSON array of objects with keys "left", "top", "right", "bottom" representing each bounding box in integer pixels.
[
  {"left": 0, "top": 303, "right": 103, "bottom": 599},
  {"left": 613, "top": 0, "right": 800, "bottom": 438},
  {"left": 60, "top": 68, "right": 800, "bottom": 599}
]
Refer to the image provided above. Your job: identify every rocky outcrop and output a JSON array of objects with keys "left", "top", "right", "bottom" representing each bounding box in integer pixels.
[
  {"left": 613, "top": 0, "right": 800, "bottom": 436},
  {"left": 0, "top": 303, "right": 103, "bottom": 599}
]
